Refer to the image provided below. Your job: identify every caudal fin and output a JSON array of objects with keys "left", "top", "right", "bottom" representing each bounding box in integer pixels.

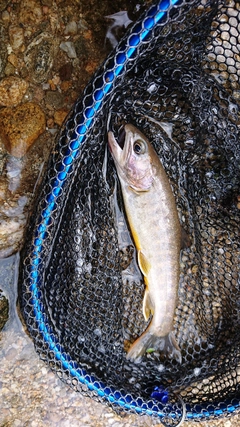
[{"left": 126, "top": 330, "right": 181, "bottom": 363}]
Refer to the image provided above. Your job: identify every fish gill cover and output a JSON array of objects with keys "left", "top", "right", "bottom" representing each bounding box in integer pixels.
[{"left": 19, "top": 0, "right": 240, "bottom": 425}]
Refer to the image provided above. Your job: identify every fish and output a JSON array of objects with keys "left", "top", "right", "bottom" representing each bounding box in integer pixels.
[{"left": 108, "top": 123, "right": 182, "bottom": 363}]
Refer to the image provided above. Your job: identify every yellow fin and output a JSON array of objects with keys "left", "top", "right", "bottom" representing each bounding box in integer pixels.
[
  {"left": 137, "top": 250, "right": 151, "bottom": 277},
  {"left": 143, "top": 289, "right": 154, "bottom": 321}
]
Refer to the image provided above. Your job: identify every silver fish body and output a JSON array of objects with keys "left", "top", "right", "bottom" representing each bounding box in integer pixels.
[{"left": 108, "top": 124, "right": 181, "bottom": 363}]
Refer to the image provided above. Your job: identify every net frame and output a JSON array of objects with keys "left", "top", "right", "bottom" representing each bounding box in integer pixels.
[{"left": 18, "top": 0, "right": 240, "bottom": 424}]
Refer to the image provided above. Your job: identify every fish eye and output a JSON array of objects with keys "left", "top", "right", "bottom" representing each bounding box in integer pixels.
[{"left": 133, "top": 139, "right": 146, "bottom": 155}]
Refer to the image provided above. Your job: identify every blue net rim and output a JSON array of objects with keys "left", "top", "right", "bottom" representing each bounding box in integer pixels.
[{"left": 27, "top": 0, "right": 240, "bottom": 420}]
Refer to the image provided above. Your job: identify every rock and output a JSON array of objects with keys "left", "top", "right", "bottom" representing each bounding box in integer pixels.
[
  {"left": 74, "top": 36, "right": 88, "bottom": 59},
  {"left": 0, "top": 102, "right": 46, "bottom": 158},
  {"left": 60, "top": 41, "right": 77, "bottom": 59},
  {"left": 85, "top": 60, "right": 98, "bottom": 75},
  {"left": 0, "top": 215, "right": 26, "bottom": 257},
  {"left": 0, "top": 289, "right": 9, "bottom": 332},
  {"left": 0, "top": 30, "right": 7, "bottom": 78},
  {"left": 0, "top": 197, "right": 27, "bottom": 257},
  {"left": 19, "top": 0, "right": 43, "bottom": 26},
  {"left": 0, "top": 77, "right": 28, "bottom": 107},
  {"left": 8, "top": 25, "right": 25, "bottom": 52},
  {"left": 59, "top": 63, "right": 73, "bottom": 81},
  {"left": 54, "top": 108, "right": 69, "bottom": 126},
  {"left": 32, "top": 85, "right": 45, "bottom": 103},
  {"left": 41, "top": 0, "right": 53, "bottom": 6},
  {"left": 2, "top": 10, "right": 10, "bottom": 23},
  {"left": 0, "top": 0, "right": 9, "bottom": 12},
  {"left": 4, "top": 62, "right": 16, "bottom": 76},
  {"left": 24, "top": 32, "right": 59, "bottom": 83},
  {"left": 0, "top": 131, "right": 53, "bottom": 258},
  {"left": 60, "top": 81, "right": 72, "bottom": 92},
  {"left": 7, "top": 53, "right": 19, "bottom": 68},
  {"left": 64, "top": 21, "right": 78, "bottom": 36},
  {"left": 45, "top": 90, "right": 64, "bottom": 109},
  {"left": 5, "top": 346, "right": 18, "bottom": 361}
]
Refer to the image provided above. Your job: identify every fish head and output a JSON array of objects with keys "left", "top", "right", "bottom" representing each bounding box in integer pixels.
[{"left": 108, "top": 124, "right": 158, "bottom": 192}]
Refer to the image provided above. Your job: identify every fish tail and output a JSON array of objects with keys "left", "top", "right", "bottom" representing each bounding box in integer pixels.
[{"left": 126, "top": 329, "right": 182, "bottom": 363}]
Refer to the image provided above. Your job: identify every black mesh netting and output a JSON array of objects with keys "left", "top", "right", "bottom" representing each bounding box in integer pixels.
[{"left": 19, "top": 0, "right": 240, "bottom": 424}]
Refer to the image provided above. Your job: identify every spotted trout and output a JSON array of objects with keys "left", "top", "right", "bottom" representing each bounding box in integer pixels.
[{"left": 108, "top": 124, "right": 182, "bottom": 363}]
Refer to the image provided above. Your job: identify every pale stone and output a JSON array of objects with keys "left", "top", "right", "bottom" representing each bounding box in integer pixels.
[
  {"left": 0, "top": 76, "right": 28, "bottom": 107},
  {"left": 8, "top": 25, "right": 25, "bottom": 51},
  {"left": 0, "top": 102, "right": 46, "bottom": 157}
]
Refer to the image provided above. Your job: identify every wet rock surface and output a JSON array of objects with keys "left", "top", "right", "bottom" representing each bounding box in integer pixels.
[
  {"left": 0, "top": 0, "right": 147, "bottom": 258},
  {"left": 0, "top": 288, "right": 8, "bottom": 331},
  {"left": 0, "top": 76, "right": 28, "bottom": 107},
  {"left": 24, "top": 32, "right": 60, "bottom": 84},
  {"left": 0, "top": 102, "right": 46, "bottom": 157}
]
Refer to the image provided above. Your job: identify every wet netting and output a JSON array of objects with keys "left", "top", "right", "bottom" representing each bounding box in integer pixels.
[{"left": 19, "top": 0, "right": 240, "bottom": 425}]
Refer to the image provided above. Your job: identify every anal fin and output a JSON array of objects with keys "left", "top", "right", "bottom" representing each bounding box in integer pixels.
[{"left": 143, "top": 289, "right": 154, "bottom": 321}]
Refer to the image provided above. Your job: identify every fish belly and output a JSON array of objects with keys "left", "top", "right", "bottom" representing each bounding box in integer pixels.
[{"left": 121, "top": 177, "right": 181, "bottom": 361}]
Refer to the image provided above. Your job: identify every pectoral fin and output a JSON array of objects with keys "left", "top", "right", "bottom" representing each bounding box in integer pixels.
[
  {"left": 143, "top": 289, "right": 154, "bottom": 321},
  {"left": 137, "top": 250, "right": 151, "bottom": 277}
]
